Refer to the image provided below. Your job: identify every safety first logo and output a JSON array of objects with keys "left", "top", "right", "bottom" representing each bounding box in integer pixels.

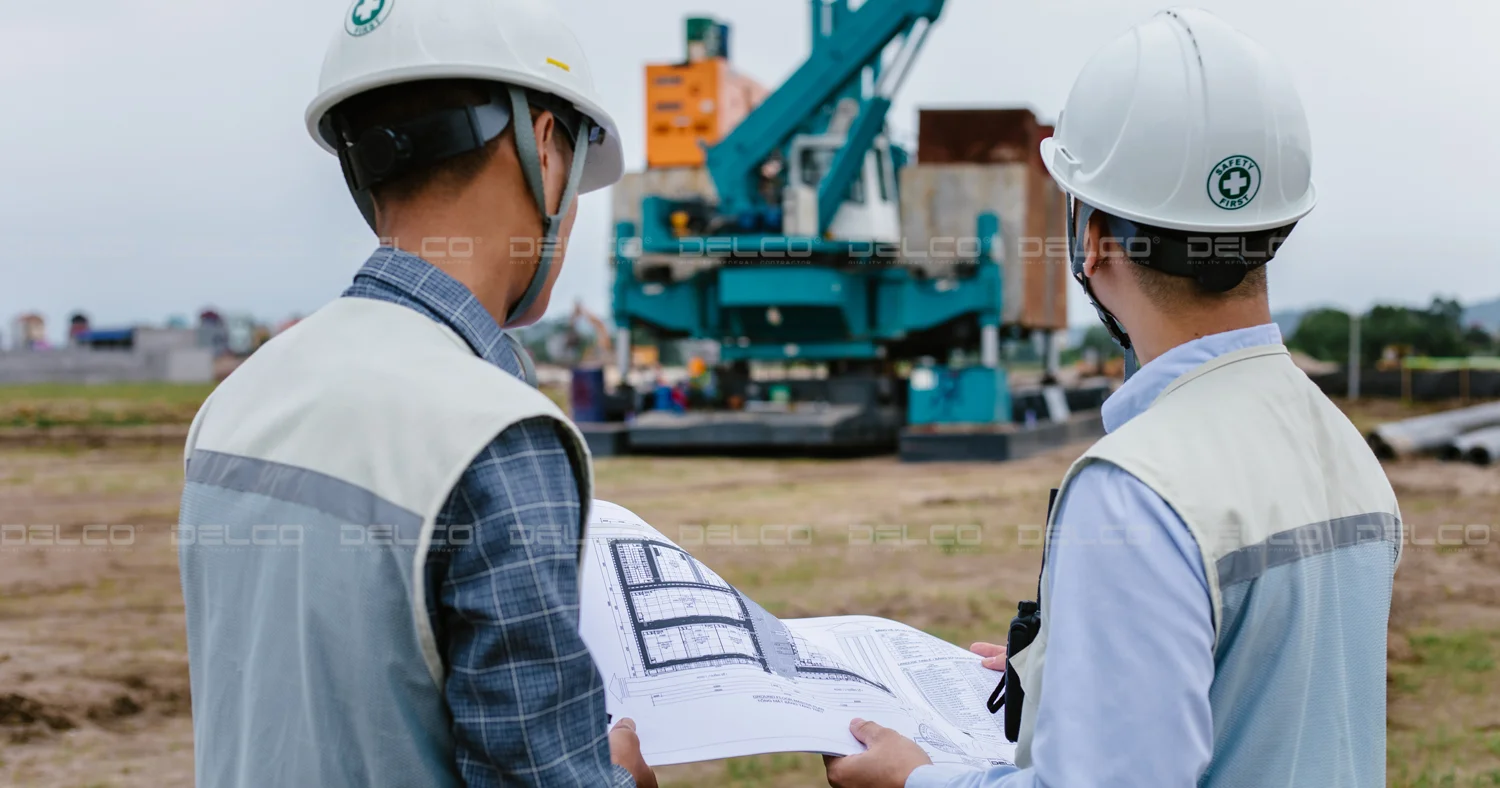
[
  {"left": 1207, "top": 155, "right": 1261, "bottom": 211},
  {"left": 347, "top": 0, "right": 393, "bottom": 37}
]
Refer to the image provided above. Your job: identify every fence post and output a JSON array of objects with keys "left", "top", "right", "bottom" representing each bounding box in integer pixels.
[{"left": 1347, "top": 313, "right": 1361, "bottom": 400}]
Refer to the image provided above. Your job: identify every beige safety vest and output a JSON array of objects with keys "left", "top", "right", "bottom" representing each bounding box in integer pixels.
[
  {"left": 1012, "top": 344, "right": 1401, "bottom": 784},
  {"left": 179, "top": 296, "right": 592, "bottom": 788}
]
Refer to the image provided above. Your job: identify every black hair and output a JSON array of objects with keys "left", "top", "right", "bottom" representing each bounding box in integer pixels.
[
  {"left": 332, "top": 79, "right": 582, "bottom": 209},
  {"left": 1091, "top": 209, "right": 1295, "bottom": 303},
  {"left": 334, "top": 79, "right": 504, "bottom": 207}
]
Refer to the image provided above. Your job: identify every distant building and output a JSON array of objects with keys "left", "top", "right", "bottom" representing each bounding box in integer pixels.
[
  {"left": 198, "top": 309, "right": 230, "bottom": 357},
  {"left": 225, "top": 314, "right": 258, "bottom": 356},
  {"left": 0, "top": 324, "right": 213, "bottom": 385},
  {"left": 75, "top": 326, "right": 134, "bottom": 350},
  {"left": 68, "top": 313, "right": 90, "bottom": 346},
  {"left": 10, "top": 313, "right": 48, "bottom": 351}
]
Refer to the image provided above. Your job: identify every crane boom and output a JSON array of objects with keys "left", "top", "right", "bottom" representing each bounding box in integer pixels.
[{"left": 704, "top": 0, "right": 946, "bottom": 221}]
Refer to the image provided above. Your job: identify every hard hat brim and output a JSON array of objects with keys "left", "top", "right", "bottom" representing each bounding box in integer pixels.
[
  {"left": 1040, "top": 138, "right": 1316, "bottom": 234},
  {"left": 1038, "top": 133, "right": 1320, "bottom": 237},
  {"left": 306, "top": 64, "right": 624, "bottom": 195}
]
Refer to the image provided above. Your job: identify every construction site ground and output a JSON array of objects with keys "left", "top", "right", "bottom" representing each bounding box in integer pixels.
[{"left": 1, "top": 395, "right": 1497, "bottom": 787}]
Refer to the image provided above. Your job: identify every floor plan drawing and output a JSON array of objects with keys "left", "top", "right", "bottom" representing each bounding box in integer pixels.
[
  {"left": 610, "top": 537, "right": 767, "bottom": 673},
  {"left": 579, "top": 501, "right": 1017, "bottom": 768}
]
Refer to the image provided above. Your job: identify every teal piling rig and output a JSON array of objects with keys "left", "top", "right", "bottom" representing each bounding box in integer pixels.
[{"left": 609, "top": 0, "right": 1016, "bottom": 453}]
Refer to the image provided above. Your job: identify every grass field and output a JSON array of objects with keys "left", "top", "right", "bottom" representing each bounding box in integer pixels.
[
  {"left": 0, "top": 382, "right": 1471, "bottom": 431},
  {"left": 0, "top": 383, "right": 215, "bottom": 429},
  {"left": 0, "top": 385, "right": 1496, "bottom": 786}
]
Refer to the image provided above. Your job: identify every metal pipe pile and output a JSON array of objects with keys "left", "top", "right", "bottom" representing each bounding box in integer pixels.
[
  {"left": 1450, "top": 425, "right": 1500, "bottom": 466},
  {"left": 1366, "top": 401, "right": 1500, "bottom": 461}
]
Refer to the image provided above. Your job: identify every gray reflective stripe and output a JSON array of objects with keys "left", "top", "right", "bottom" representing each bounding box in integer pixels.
[
  {"left": 186, "top": 449, "right": 421, "bottom": 531},
  {"left": 1216, "top": 512, "right": 1401, "bottom": 588}
]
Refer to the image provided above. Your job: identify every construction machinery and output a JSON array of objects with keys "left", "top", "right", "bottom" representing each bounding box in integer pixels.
[
  {"left": 546, "top": 301, "right": 616, "bottom": 368},
  {"left": 601, "top": 0, "right": 1094, "bottom": 458}
]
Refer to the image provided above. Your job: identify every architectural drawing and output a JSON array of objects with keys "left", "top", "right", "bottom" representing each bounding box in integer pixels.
[
  {"left": 610, "top": 538, "right": 767, "bottom": 673},
  {"left": 579, "top": 501, "right": 1017, "bottom": 768},
  {"left": 790, "top": 633, "right": 891, "bottom": 692},
  {"left": 608, "top": 536, "right": 892, "bottom": 695}
]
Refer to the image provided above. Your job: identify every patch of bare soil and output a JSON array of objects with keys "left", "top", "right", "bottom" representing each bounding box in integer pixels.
[{"left": 1, "top": 433, "right": 1497, "bottom": 786}]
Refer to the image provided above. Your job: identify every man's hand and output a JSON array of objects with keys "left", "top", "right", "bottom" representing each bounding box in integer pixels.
[
  {"left": 609, "top": 718, "right": 658, "bottom": 788},
  {"left": 970, "top": 641, "right": 1006, "bottom": 672},
  {"left": 823, "top": 718, "right": 932, "bottom": 788}
]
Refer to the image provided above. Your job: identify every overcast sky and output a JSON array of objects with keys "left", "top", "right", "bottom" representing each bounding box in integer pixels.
[{"left": 2, "top": 0, "right": 1496, "bottom": 341}]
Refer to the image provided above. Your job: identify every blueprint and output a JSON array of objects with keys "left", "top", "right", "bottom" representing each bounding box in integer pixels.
[{"left": 578, "top": 500, "right": 1017, "bottom": 768}]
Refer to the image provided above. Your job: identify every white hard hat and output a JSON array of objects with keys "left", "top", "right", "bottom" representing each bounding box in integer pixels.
[
  {"left": 305, "top": 0, "right": 623, "bottom": 196},
  {"left": 1041, "top": 8, "right": 1315, "bottom": 233}
]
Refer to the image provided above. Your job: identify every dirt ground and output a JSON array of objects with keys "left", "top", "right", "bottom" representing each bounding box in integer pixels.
[{"left": 1, "top": 428, "right": 1498, "bottom": 786}]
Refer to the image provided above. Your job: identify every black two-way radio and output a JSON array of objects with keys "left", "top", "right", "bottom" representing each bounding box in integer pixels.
[{"left": 986, "top": 488, "right": 1057, "bottom": 743}]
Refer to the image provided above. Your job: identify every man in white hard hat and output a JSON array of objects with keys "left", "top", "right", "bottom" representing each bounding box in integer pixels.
[
  {"left": 176, "top": 1, "right": 655, "bottom": 786},
  {"left": 825, "top": 9, "right": 1401, "bottom": 788}
]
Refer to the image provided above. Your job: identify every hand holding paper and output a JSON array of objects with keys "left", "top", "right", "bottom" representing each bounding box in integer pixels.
[
  {"left": 608, "top": 718, "right": 658, "bottom": 788},
  {"left": 969, "top": 642, "right": 1007, "bottom": 672},
  {"left": 824, "top": 718, "right": 934, "bottom": 788},
  {"left": 577, "top": 501, "right": 1017, "bottom": 769}
]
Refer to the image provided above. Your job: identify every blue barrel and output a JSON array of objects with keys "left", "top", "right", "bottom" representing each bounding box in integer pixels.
[{"left": 570, "top": 367, "right": 607, "bottom": 422}]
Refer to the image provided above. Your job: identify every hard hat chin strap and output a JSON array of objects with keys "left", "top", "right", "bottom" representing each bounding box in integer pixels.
[
  {"left": 1067, "top": 197, "right": 1134, "bottom": 354},
  {"left": 505, "top": 86, "right": 591, "bottom": 328}
]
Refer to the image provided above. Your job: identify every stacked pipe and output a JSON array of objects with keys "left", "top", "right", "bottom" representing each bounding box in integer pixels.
[
  {"left": 1367, "top": 401, "right": 1500, "bottom": 463},
  {"left": 1449, "top": 426, "right": 1500, "bottom": 466}
]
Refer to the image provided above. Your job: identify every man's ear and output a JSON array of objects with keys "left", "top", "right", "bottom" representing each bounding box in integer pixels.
[
  {"left": 531, "top": 110, "right": 568, "bottom": 213},
  {"left": 531, "top": 110, "right": 555, "bottom": 166},
  {"left": 1081, "top": 210, "right": 1107, "bottom": 279}
]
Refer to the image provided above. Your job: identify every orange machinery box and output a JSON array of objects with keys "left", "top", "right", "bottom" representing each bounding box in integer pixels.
[{"left": 645, "top": 58, "right": 767, "bottom": 169}]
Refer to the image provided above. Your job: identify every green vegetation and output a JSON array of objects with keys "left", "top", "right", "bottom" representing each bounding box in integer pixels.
[
  {"left": 0, "top": 382, "right": 214, "bottom": 428},
  {"left": 1390, "top": 763, "right": 1500, "bottom": 788},
  {"left": 1393, "top": 631, "right": 1497, "bottom": 696},
  {"left": 662, "top": 753, "right": 821, "bottom": 788},
  {"left": 724, "top": 753, "right": 817, "bottom": 783},
  {"left": 1059, "top": 325, "right": 1125, "bottom": 366},
  {"left": 1389, "top": 630, "right": 1500, "bottom": 785},
  {"left": 1292, "top": 298, "right": 1497, "bottom": 366},
  {"left": 1413, "top": 632, "right": 1497, "bottom": 675},
  {"left": 0, "top": 383, "right": 216, "bottom": 404}
]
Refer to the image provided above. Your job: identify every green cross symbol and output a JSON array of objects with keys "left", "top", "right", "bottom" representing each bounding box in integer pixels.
[
  {"left": 352, "top": 0, "right": 386, "bottom": 26},
  {"left": 1219, "top": 167, "right": 1251, "bottom": 200}
]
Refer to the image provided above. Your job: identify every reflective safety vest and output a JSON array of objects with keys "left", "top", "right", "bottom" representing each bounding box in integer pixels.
[
  {"left": 178, "top": 297, "right": 591, "bottom": 788},
  {"left": 1012, "top": 344, "right": 1401, "bottom": 786}
]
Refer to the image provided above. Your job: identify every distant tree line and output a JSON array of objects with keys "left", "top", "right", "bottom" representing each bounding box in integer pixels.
[
  {"left": 520, "top": 300, "right": 1499, "bottom": 370},
  {"left": 1291, "top": 298, "right": 1498, "bottom": 366},
  {"left": 1058, "top": 326, "right": 1127, "bottom": 367}
]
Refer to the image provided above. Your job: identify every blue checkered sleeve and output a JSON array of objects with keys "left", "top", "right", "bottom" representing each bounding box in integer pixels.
[{"left": 428, "top": 418, "right": 633, "bottom": 787}]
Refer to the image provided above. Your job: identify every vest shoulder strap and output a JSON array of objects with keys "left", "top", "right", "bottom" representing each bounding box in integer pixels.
[{"left": 193, "top": 297, "right": 593, "bottom": 523}]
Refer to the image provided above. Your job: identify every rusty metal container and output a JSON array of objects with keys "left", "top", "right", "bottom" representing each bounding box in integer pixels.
[
  {"left": 899, "top": 108, "right": 1068, "bottom": 330},
  {"left": 916, "top": 108, "right": 1049, "bottom": 166}
]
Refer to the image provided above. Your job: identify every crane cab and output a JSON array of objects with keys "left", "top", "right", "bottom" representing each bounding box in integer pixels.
[{"left": 783, "top": 134, "right": 901, "bottom": 242}]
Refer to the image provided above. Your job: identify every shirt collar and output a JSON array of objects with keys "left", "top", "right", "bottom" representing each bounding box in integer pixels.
[
  {"left": 1102, "top": 323, "right": 1284, "bottom": 432},
  {"left": 351, "top": 247, "right": 514, "bottom": 370}
]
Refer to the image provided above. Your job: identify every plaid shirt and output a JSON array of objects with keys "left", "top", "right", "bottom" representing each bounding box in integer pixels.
[{"left": 344, "top": 248, "right": 631, "bottom": 787}]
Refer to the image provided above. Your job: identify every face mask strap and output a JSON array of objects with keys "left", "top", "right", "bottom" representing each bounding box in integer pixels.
[{"left": 1068, "top": 196, "right": 1133, "bottom": 352}]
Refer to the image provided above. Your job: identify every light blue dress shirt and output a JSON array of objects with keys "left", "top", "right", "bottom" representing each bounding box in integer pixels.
[{"left": 906, "top": 324, "right": 1284, "bottom": 788}]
